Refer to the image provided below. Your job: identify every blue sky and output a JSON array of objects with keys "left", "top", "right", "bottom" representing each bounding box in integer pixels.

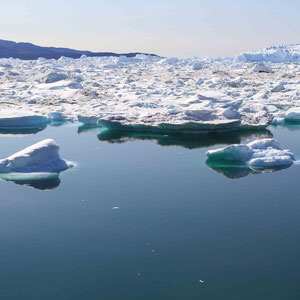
[{"left": 1, "top": 0, "right": 299, "bottom": 57}]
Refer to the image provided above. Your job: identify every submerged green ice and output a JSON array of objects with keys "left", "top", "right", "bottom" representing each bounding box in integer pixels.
[{"left": 0, "top": 123, "right": 300, "bottom": 299}]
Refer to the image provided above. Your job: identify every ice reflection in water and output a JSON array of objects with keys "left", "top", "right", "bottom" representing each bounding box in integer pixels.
[
  {"left": 0, "top": 172, "right": 61, "bottom": 190},
  {"left": 97, "top": 128, "right": 273, "bottom": 150}
]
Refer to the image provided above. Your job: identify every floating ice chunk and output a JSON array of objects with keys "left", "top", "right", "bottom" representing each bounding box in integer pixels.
[
  {"left": 271, "top": 117, "right": 285, "bottom": 125},
  {"left": 195, "top": 78, "right": 204, "bottom": 85},
  {"left": 239, "top": 111, "right": 273, "bottom": 129},
  {"left": 206, "top": 144, "right": 254, "bottom": 162},
  {"left": 77, "top": 115, "right": 100, "bottom": 125},
  {"left": 247, "top": 138, "right": 280, "bottom": 150},
  {"left": 253, "top": 63, "right": 273, "bottom": 73},
  {"left": 0, "top": 139, "right": 72, "bottom": 173},
  {"left": 67, "top": 81, "right": 83, "bottom": 89},
  {"left": 206, "top": 138, "right": 295, "bottom": 169},
  {"left": 0, "top": 110, "right": 49, "bottom": 128},
  {"left": 99, "top": 118, "right": 241, "bottom": 134},
  {"left": 271, "top": 83, "right": 285, "bottom": 93},
  {"left": 160, "top": 57, "right": 180, "bottom": 65},
  {"left": 48, "top": 112, "right": 68, "bottom": 121},
  {"left": 274, "top": 109, "right": 300, "bottom": 124},
  {"left": 248, "top": 156, "right": 294, "bottom": 168},
  {"left": 192, "top": 62, "right": 202, "bottom": 70},
  {"left": 222, "top": 107, "right": 240, "bottom": 120},
  {"left": 249, "top": 149, "right": 294, "bottom": 168},
  {"left": 284, "top": 109, "right": 300, "bottom": 122},
  {"left": 45, "top": 72, "right": 68, "bottom": 83}
]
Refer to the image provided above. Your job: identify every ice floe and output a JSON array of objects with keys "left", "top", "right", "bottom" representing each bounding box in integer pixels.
[
  {"left": 206, "top": 138, "right": 295, "bottom": 169},
  {"left": 0, "top": 110, "right": 49, "bottom": 128},
  {"left": 0, "top": 139, "right": 72, "bottom": 173}
]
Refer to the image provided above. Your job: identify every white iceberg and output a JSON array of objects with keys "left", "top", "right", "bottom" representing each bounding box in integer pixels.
[
  {"left": 206, "top": 138, "right": 295, "bottom": 169},
  {"left": 0, "top": 139, "right": 72, "bottom": 173},
  {"left": 235, "top": 44, "right": 300, "bottom": 63}
]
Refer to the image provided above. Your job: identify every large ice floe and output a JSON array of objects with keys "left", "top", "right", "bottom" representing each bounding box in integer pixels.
[
  {"left": 206, "top": 139, "right": 295, "bottom": 179},
  {"left": 0, "top": 139, "right": 72, "bottom": 173},
  {"left": 0, "top": 44, "right": 299, "bottom": 134}
]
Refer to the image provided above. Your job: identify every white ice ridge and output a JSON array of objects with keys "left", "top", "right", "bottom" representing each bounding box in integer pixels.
[
  {"left": 0, "top": 139, "right": 72, "bottom": 173},
  {"left": 236, "top": 44, "right": 300, "bottom": 63},
  {"left": 206, "top": 139, "right": 295, "bottom": 168},
  {"left": 0, "top": 45, "right": 299, "bottom": 133}
]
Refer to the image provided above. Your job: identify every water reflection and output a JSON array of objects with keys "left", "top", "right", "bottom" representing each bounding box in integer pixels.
[
  {"left": 0, "top": 124, "right": 47, "bottom": 136},
  {"left": 97, "top": 129, "right": 273, "bottom": 149},
  {"left": 77, "top": 125, "right": 102, "bottom": 134},
  {"left": 0, "top": 173, "right": 61, "bottom": 190},
  {"left": 206, "top": 161, "right": 290, "bottom": 179},
  {"left": 49, "top": 120, "right": 70, "bottom": 127},
  {"left": 271, "top": 123, "right": 300, "bottom": 132}
]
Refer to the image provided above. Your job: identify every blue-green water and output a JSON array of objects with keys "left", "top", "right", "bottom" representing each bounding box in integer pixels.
[{"left": 0, "top": 124, "right": 300, "bottom": 299}]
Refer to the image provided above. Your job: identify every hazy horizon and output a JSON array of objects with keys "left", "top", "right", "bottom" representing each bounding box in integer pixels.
[{"left": 1, "top": 0, "right": 300, "bottom": 58}]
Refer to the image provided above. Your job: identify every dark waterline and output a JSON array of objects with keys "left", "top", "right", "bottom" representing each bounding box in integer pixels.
[{"left": 0, "top": 124, "right": 299, "bottom": 299}]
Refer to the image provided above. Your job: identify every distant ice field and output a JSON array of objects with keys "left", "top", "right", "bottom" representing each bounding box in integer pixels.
[{"left": 0, "top": 45, "right": 299, "bottom": 133}]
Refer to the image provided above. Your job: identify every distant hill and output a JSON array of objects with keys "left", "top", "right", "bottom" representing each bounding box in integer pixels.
[{"left": 0, "top": 39, "right": 158, "bottom": 60}]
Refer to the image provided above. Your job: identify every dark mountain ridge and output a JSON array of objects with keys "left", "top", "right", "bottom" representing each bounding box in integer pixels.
[{"left": 0, "top": 39, "right": 157, "bottom": 60}]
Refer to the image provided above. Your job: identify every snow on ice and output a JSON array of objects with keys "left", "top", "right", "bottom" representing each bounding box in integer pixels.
[
  {"left": 206, "top": 138, "right": 295, "bottom": 169},
  {"left": 0, "top": 139, "right": 72, "bottom": 173},
  {"left": 0, "top": 44, "right": 299, "bottom": 133}
]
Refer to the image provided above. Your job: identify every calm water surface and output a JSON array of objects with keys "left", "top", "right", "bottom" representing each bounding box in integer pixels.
[{"left": 0, "top": 124, "right": 299, "bottom": 299}]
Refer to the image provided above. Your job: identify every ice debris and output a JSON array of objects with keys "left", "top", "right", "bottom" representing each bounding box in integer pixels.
[
  {"left": 0, "top": 45, "right": 299, "bottom": 133},
  {"left": 0, "top": 139, "right": 72, "bottom": 173}
]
